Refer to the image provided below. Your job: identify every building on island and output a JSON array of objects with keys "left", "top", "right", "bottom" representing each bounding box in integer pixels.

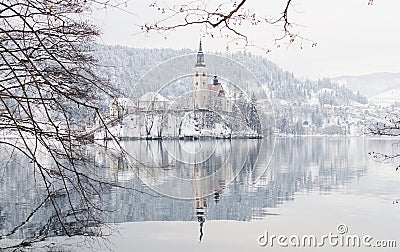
[
  {"left": 191, "top": 40, "right": 232, "bottom": 113},
  {"left": 109, "top": 97, "right": 133, "bottom": 119},
  {"left": 108, "top": 40, "right": 232, "bottom": 120},
  {"left": 136, "top": 92, "right": 170, "bottom": 111},
  {"left": 98, "top": 41, "right": 252, "bottom": 140}
]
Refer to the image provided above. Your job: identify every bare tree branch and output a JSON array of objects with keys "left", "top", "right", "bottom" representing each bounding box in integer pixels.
[
  {"left": 0, "top": 0, "right": 137, "bottom": 248},
  {"left": 139, "top": 0, "right": 306, "bottom": 50}
]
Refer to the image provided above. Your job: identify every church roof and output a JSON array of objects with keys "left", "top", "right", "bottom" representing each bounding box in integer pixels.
[
  {"left": 207, "top": 84, "right": 226, "bottom": 97},
  {"left": 138, "top": 92, "right": 170, "bottom": 102},
  {"left": 195, "top": 39, "right": 206, "bottom": 67}
]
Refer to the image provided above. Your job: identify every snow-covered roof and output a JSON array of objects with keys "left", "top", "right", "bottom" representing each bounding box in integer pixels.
[
  {"left": 138, "top": 92, "right": 170, "bottom": 102},
  {"left": 110, "top": 97, "right": 135, "bottom": 107}
]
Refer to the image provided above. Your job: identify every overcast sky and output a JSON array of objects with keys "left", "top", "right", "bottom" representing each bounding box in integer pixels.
[{"left": 91, "top": 0, "right": 400, "bottom": 80}]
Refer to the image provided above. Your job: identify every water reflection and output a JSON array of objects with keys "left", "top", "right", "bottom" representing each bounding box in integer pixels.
[
  {"left": 116, "top": 139, "right": 268, "bottom": 199},
  {"left": 0, "top": 138, "right": 397, "bottom": 243}
]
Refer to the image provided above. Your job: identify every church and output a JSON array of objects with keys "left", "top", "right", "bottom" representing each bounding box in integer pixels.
[{"left": 190, "top": 40, "right": 232, "bottom": 113}]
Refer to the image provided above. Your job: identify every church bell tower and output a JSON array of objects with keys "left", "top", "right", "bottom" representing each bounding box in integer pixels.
[{"left": 193, "top": 39, "right": 208, "bottom": 92}]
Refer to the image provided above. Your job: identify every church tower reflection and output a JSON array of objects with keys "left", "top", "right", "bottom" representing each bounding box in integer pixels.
[
  {"left": 192, "top": 162, "right": 209, "bottom": 242},
  {"left": 191, "top": 150, "right": 231, "bottom": 242}
]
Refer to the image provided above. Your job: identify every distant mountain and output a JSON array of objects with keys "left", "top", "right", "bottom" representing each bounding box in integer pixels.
[
  {"left": 369, "top": 88, "right": 400, "bottom": 106},
  {"left": 333, "top": 72, "right": 400, "bottom": 98}
]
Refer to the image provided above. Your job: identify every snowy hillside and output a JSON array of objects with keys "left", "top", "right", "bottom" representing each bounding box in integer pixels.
[
  {"left": 94, "top": 44, "right": 367, "bottom": 107},
  {"left": 93, "top": 44, "right": 375, "bottom": 136}
]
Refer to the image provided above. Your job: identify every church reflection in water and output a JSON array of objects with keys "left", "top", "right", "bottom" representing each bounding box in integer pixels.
[
  {"left": 0, "top": 138, "right": 372, "bottom": 242},
  {"left": 104, "top": 138, "right": 368, "bottom": 242},
  {"left": 108, "top": 139, "right": 241, "bottom": 242}
]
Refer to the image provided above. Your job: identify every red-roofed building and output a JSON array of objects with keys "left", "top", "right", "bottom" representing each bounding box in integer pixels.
[{"left": 191, "top": 40, "right": 232, "bottom": 113}]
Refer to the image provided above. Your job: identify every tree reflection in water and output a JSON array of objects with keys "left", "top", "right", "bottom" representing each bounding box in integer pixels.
[{"left": 0, "top": 137, "right": 376, "bottom": 248}]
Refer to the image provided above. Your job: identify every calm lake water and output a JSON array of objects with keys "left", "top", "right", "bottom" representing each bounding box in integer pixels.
[{"left": 1, "top": 137, "right": 400, "bottom": 251}]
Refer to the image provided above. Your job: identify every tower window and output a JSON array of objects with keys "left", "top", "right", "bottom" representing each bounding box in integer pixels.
[
  {"left": 203, "top": 72, "right": 206, "bottom": 76},
  {"left": 196, "top": 82, "right": 198, "bottom": 85},
  {"left": 195, "top": 72, "right": 199, "bottom": 76}
]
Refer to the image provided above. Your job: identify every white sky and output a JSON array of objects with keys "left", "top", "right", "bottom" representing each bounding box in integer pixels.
[{"left": 91, "top": 0, "right": 400, "bottom": 80}]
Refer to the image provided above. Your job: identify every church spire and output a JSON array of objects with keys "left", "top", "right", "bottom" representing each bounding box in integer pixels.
[
  {"left": 199, "top": 38, "right": 203, "bottom": 52},
  {"left": 195, "top": 39, "right": 205, "bottom": 67}
]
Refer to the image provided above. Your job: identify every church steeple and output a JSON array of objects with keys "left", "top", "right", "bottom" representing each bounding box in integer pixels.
[
  {"left": 195, "top": 39, "right": 205, "bottom": 67},
  {"left": 199, "top": 39, "right": 203, "bottom": 52}
]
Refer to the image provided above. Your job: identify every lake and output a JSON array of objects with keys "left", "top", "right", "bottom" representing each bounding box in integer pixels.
[{"left": 1, "top": 137, "right": 400, "bottom": 251}]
